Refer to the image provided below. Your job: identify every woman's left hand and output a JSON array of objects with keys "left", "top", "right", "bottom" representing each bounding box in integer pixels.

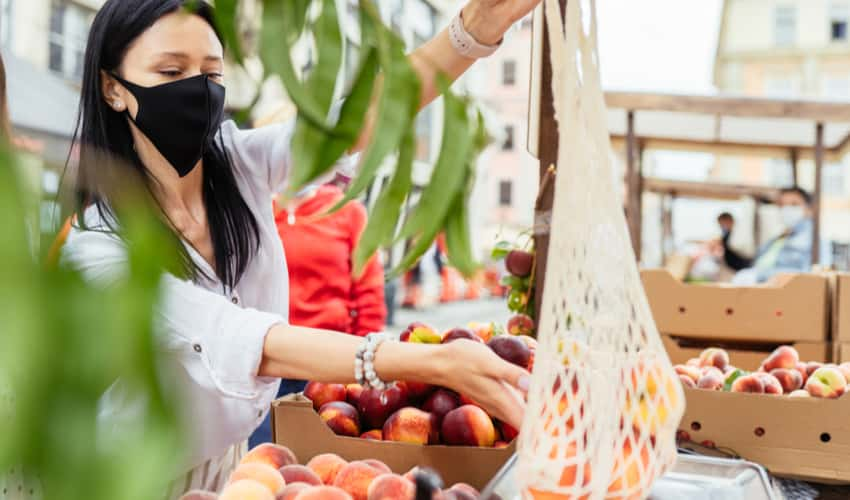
[{"left": 462, "top": 0, "right": 544, "bottom": 45}]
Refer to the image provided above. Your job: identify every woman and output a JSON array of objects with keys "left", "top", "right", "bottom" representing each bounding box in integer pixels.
[{"left": 61, "top": 0, "right": 539, "bottom": 495}]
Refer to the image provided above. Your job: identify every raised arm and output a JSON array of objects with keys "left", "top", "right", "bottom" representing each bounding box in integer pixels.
[{"left": 353, "top": 0, "right": 542, "bottom": 152}]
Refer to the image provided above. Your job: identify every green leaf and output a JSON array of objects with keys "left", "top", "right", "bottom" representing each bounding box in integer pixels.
[
  {"left": 290, "top": 47, "right": 379, "bottom": 191},
  {"left": 491, "top": 241, "right": 513, "bottom": 260},
  {"left": 396, "top": 82, "right": 471, "bottom": 241},
  {"left": 328, "top": 0, "right": 420, "bottom": 209},
  {"left": 213, "top": 0, "right": 243, "bottom": 63},
  {"left": 261, "top": 0, "right": 334, "bottom": 131},
  {"left": 723, "top": 368, "right": 745, "bottom": 391},
  {"left": 352, "top": 129, "right": 414, "bottom": 277}
]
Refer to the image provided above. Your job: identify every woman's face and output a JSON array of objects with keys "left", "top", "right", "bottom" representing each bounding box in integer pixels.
[{"left": 101, "top": 11, "right": 224, "bottom": 118}]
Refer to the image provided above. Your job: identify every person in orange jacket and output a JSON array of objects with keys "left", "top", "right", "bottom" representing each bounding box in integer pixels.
[{"left": 250, "top": 181, "right": 386, "bottom": 446}]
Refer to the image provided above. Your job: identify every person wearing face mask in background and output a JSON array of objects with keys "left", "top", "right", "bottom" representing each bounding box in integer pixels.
[{"left": 733, "top": 187, "right": 831, "bottom": 284}]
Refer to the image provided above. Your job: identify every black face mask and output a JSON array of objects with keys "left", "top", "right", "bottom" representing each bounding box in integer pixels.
[{"left": 112, "top": 73, "right": 226, "bottom": 177}]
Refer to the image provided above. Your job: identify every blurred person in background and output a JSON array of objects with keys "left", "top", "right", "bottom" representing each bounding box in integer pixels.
[
  {"left": 249, "top": 180, "right": 386, "bottom": 447},
  {"left": 733, "top": 187, "right": 830, "bottom": 284},
  {"left": 715, "top": 212, "right": 752, "bottom": 272}
]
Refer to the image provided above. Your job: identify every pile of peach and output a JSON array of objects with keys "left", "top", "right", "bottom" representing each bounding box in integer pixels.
[
  {"left": 179, "top": 443, "right": 480, "bottom": 500},
  {"left": 305, "top": 322, "right": 535, "bottom": 448},
  {"left": 675, "top": 346, "right": 850, "bottom": 398}
]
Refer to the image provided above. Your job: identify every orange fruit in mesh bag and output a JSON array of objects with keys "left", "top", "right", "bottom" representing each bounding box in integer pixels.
[
  {"left": 605, "top": 439, "right": 654, "bottom": 500},
  {"left": 524, "top": 441, "right": 592, "bottom": 500},
  {"left": 622, "top": 360, "right": 680, "bottom": 436}
]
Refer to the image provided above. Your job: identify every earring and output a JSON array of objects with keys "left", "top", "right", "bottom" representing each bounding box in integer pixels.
[{"left": 113, "top": 101, "right": 123, "bottom": 111}]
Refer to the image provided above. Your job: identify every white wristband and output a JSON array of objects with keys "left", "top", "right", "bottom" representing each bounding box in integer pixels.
[{"left": 448, "top": 10, "right": 502, "bottom": 59}]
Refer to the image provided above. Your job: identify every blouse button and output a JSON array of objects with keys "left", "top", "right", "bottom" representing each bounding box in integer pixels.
[
  {"left": 257, "top": 409, "right": 263, "bottom": 418},
  {"left": 193, "top": 344, "right": 202, "bottom": 353},
  {"left": 231, "top": 296, "right": 239, "bottom": 305}
]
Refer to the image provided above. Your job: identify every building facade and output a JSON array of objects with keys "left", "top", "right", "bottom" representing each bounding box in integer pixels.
[{"left": 714, "top": 0, "right": 850, "bottom": 245}]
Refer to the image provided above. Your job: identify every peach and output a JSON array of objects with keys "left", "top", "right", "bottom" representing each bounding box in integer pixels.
[
  {"left": 753, "top": 373, "right": 783, "bottom": 395},
  {"left": 360, "top": 429, "right": 383, "bottom": 440},
  {"left": 280, "top": 465, "right": 323, "bottom": 487},
  {"left": 441, "top": 405, "right": 497, "bottom": 447},
  {"left": 319, "top": 401, "right": 361, "bottom": 437},
  {"left": 685, "top": 358, "right": 700, "bottom": 367},
  {"left": 278, "top": 483, "right": 312, "bottom": 500},
  {"left": 497, "top": 421, "right": 519, "bottom": 442},
  {"left": 307, "top": 453, "right": 348, "bottom": 485},
  {"left": 506, "top": 313, "right": 535, "bottom": 336},
  {"left": 397, "top": 380, "right": 434, "bottom": 403},
  {"left": 789, "top": 389, "right": 810, "bottom": 398},
  {"left": 333, "top": 462, "right": 384, "bottom": 500},
  {"left": 698, "top": 348, "right": 729, "bottom": 372},
  {"left": 794, "top": 362, "right": 809, "bottom": 385},
  {"left": 242, "top": 443, "right": 298, "bottom": 469},
  {"left": 458, "top": 394, "right": 482, "bottom": 409},
  {"left": 770, "top": 368, "right": 803, "bottom": 393},
  {"left": 358, "top": 386, "right": 407, "bottom": 430},
  {"left": 731, "top": 374, "right": 764, "bottom": 393},
  {"left": 366, "top": 474, "right": 415, "bottom": 500},
  {"left": 220, "top": 479, "right": 276, "bottom": 500},
  {"left": 488, "top": 336, "right": 531, "bottom": 368},
  {"left": 179, "top": 491, "right": 217, "bottom": 500},
  {"left": 696, "top": 368, "right": 724, "bottom": 391},
  {"left": 607, "top": 440, "right": 651, "bottom": 500},
  {"left": 422, "top": 389, "right": 460, "bottom": 424},
  {"left": 806, "top": 361, "right": 824, "bottom": 377},
  {"left": 229, "top": 463, "right": 286, "bottom": 496},
  {"left": 294, "top": 486, "right": 353, "bottom": 500},
  {"left": 467, "top": 322, "right": 495, "bottom": 343},
  {"left": 400, "top": 322, "right": 441, "bottom": 344},
  {"left": 441, "top": 328, "right": 483, "bottom": 344},
  {"left": 304, "top": 382, "right": 348, "bottom": 412},
  {"left": 805, "top": 366, "right": 847, "bottom": 398},
  {"left": 678, "top": 375, "right": 696, "bottom": 389},
  {"left": 362, "top": 460, "right": 392, "bottom": 475},
  {"left": 674, "top": 364, "right": 701, "bottom": 383},
  {"left": 383, "top": 407, "right": 437, "bottom": 445},
  {"left": 761, "top": 346, "right": 799, "bottom": 373},
  {"left": 625, "top": 360, "right": 681, "bottom": 435},
  {"left": 346, "top": 384, "right": 365, "bottom": 407},
  {"left": 494, "top": 441, "right": 510, "bottom": 449},
  {"left": 839, "top": 362, "right": 850, "bottom": 384}
]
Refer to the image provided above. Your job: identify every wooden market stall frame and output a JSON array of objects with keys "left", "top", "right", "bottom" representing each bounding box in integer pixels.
[{"left": 527, "top": 2, "right": 850, "bottom": 319}]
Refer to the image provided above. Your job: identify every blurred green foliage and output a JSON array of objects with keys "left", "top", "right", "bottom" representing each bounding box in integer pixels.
[
  {"left": 217, "top": 0, "right": 491, "bottom": 278},
  {"left": 0, "top": 149, "right": 184, "bottom": 499}
]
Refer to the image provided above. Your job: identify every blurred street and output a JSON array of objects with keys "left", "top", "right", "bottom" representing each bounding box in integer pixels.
[{"left": 386, "top": 298, "right": 511, "bottom": 336}]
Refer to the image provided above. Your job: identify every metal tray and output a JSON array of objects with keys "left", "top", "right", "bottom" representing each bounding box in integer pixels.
[{"left": 482, "top": 451, "right": 779, "bottom": 500}]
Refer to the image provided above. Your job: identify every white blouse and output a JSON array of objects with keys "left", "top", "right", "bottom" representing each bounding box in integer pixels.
[{"left": 61, "top": 120, "right": 356, "bottom": 469}]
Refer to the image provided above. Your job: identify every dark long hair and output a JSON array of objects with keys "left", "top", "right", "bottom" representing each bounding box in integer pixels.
[{"left": 71, "top": 0, "right": 260, "bottom": 289}]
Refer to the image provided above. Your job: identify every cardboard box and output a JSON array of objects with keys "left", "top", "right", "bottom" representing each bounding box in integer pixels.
[
  {"left": 679, "top": 388, "right": 850, "bottom": 483},
  {"left": 662, "top": 334, "right": 829, "bottom": 370},
  {"left": 641, "top": 270, "right": 829, "bottom": 344},
  {"left": 272, "top": 395, "right": 514, "bottom": 490},
  {"left": 834, "top": 342, "right": 850, "bottom": 364},
  {"left": 831, "top": 273, "right": 850, "bottom": 343}
]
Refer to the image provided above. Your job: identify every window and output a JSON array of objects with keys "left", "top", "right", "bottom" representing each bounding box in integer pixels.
[
  {"left": 823, "top": 74, "right": 850, "bottom": 98},
  {"left": 503, "top": 125, "right": 515, "bottom": 151},
  {"left": 48, "top": 1, "right": 91, "bottom": 80},
  {"left": 823, "top": 163, "right": 846, "bottom": 196},
  {"left": 764, "top": 74, "right": 799, "bottom": 97},
  {"left": 774, "top": 6, "right": 797, "bottom": 47},
  {"left": 503, "top": 60, "right": 516, "bottom": 86},
  {"left": 499, "top": 180, "right": 512, "bottom": 207},
  {"left": 767, "top": 158, "right": 795, "bottom": 187},
  {"left": 831, "top": 3, "right": 849, "bottom": 41},
  {"left": 0, "top": 0, "right": 11, "bottom": 48}
]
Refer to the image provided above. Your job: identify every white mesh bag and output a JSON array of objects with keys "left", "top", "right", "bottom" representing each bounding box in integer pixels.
[{"left": 516, "top": 1, "right": 685, "bottom": 499}]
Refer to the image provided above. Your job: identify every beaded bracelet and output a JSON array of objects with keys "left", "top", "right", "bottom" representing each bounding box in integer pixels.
[{"left": 355, "top": 333, "right": 393, "bottom": 392}]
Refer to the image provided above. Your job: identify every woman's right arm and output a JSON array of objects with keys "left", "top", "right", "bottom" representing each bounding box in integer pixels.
[{"left": 260, "top": 323, "right": 528, "bottom": 429}]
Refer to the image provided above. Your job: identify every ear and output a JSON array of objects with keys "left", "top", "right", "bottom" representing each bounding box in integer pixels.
[{"left": 100, "top": 70, "right": 127, "bottom": 112}]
